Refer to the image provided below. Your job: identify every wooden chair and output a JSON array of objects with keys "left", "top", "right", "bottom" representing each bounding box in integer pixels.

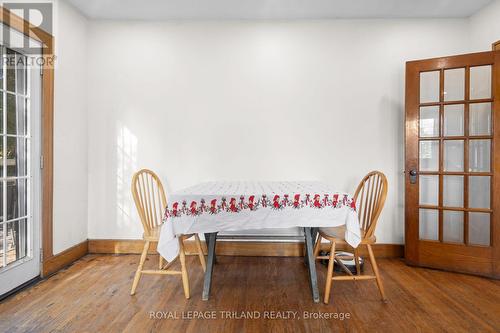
[
  {"left": 130, "top": 169, "right": 206, "bottom": 298},
  {"left": 314, "top": 171, "right": 388, "bottom": 304}
]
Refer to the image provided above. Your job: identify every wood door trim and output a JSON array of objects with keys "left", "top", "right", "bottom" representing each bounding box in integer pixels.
[
  {"left": 405, "top": 62, "right": 420, "bottom": 262},
  {"left": 493, "top": 51, "right": 500, "bottom": 277},
  {"left": 493, "top": 40, "right": 500, "bottom": 51},
  {"left": 0, "top": 7, "right": 55, "bottom": 266},
  {"left": 415, "top": 241, "right": 494, "bottom": 278},
  {"left": 406, "top": 51, "right": 495, "bottom": 71},
  {"left": 419, "top": 98, "right": 494, "bottom": 107}
]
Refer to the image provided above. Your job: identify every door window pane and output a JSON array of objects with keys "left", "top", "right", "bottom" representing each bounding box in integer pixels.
[
  {"left": 469, "top": 139, "right": 491, "bottom": 172},
  {"left": 0, "top": 181, "right": 3, "bottom": 222},
  {"left": 15, "top": 53, "right": 27, "bottom": 96},
  {"left": 6, "top": 219, "right": 27, "bottom": 265},
  {"left": 5, "top": 179, "right": 27, "bottom": 221},
  {"left": 0, "top": 136, "right": 3, "bottom": 174},
  {"left": 444, "top": 68, "right": 465, "bottom": 101},
  {"left": 0, "top": 46, "right": 33, "bottom": 271},
  {"left": 6, "top": 49, "right": 16, "bottom": 93},
  {"left": 470, "top": 65, "right": 491, "bottom": 100},
  {"left": 419, "top": 209, "right": 438, "bottom": 240},
  {"left": 420, "top": 106, "right": 439, "bottom": 137},
  {"left": 419, "top": 175, "right": 439, "bottom": 206},
  {"left": 7, "top": 94, "right": 27, "bottom": 136},
  {"left": 444, "top": 140, "right": 464, "bottom": 171},
  {"left": 443, "top": 211, "right": 464, "bottom": 243},
  {"left": 0, "top": 47, "right": 3, "bottom": 88},
  {"left": 469, "top": 176, "right": 490, "bottom": 209},
  {"left": 0, "top": 223, "right": 3, "bottom": 267},
  {"left": 443, "top": 104, "right": 464, "bottom": 136},
  {"left": 420, "top": 71, "right": 440, "bottom": 103},
  {"left": 4, "top": 52, "right": 26, "bottom": 95},
  {"left": 443, "top": 176, "right": 463, "bottom": 207},
  {"left": 0, "top": 93, "right": 3, "bottom": 135},
  {"left": 419, "top": 140, "right": 439, "bottom": 171},
  {"left": 6, "top": 137, "right": 27, "bottom": 177},
  {"left": 469, "top": 103, "right": 491, "bottom": 136},
  {"left": 469, "top": 213, "right": 490, "bottom": 246}
]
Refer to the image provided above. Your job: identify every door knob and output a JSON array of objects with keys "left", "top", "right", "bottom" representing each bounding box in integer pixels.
[{"left": 409, "top": 169, "right": 417, "bottom": 184}]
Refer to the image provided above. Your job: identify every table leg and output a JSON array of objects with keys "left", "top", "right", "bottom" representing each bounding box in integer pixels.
[
  {"left": 304, "top": 227, "right": 319, "bottom": 265},
  {"left": 202, "top": 232, "right": 217, "bottom": 301},
  {"left": 204, "top": 233, "right": 216, "bottom": 264},
  {"left": 311, "top": 227, "right": 319, "bottom": 243},
  {"left": 304, "top": 227, "right": 320, "bottom": 303}
]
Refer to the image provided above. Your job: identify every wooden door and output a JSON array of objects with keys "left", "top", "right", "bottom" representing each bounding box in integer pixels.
[{"left": 405, "top": 51, "right": 500, "bottom": 278}]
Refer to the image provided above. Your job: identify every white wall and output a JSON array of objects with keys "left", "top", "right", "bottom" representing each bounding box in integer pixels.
[
  {"left": 86, "top": 19, "right": 472, "bottom": 243},
  {"left": 52, "top": 0, "right": 88, "bottom": 254},
  {"left": 469, "top": 0, "right": 500, "bottom": 51}
]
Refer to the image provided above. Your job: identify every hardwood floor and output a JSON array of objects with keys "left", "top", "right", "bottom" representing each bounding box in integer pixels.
[{"left": 0, "top": 254, "right": 499, "bottom": 332}]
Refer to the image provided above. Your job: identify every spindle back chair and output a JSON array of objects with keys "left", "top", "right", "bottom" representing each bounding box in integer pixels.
[
  {"left": 314, "top": 171, "right": 388, "bottom": 304},
  {"left": 130, "top": 169, "right": 206, "bottom": 298}
]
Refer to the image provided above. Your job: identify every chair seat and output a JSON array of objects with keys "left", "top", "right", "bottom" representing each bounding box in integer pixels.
[{"left": 319, "top": 226, "right": 376, "bottom": 244}]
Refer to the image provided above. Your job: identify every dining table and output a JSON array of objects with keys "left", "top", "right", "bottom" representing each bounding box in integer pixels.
[{"left": 157, "top": 181, "right": 361, "bottom": 303}]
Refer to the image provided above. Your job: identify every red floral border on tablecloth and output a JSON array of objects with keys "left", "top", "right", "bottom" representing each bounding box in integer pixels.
[{"left": 165, "top": 193, "right": 356, "bottom": 218}]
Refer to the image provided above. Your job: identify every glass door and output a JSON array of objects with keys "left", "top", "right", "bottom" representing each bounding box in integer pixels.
[
  {"left": 0, "top": 43, "right": 41, "bottom": 296},
  {"left": 405, "top": 51, "right": 500, "bottom": 278}
]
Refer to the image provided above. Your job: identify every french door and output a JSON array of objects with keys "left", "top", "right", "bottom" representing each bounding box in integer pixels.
[
  {"left": 405, "top": 51, "right": 500, "bottom": 278},
  {"left": 0, "top": 43, "right": 42, "bottom": 296}
]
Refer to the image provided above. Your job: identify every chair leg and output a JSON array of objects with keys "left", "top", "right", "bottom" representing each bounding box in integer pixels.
[
  {"left": 354, "top": 248, "right": 361, "bottom": 275},
  {"left": 194, "top": 234, "right": 207, "bottom": 272},
  {"left": 367, "top": 244, "right": 387, "bottom": 301},
  {"left": 179, "top": 238, "right": 190, "bottom": 299},
  {"left": 130, "top": 240, "right": 150, "bottom": 295},
  {"left": 313, "top": 234, "right": 322, "bottom": 258},
  {"left": 323, "top": 241, "right": 336, "bottom": 304}
]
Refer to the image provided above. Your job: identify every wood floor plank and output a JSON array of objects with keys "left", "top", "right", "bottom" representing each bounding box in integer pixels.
[{"left": 1, "top": 255, "right": 499, "bottom": 333}]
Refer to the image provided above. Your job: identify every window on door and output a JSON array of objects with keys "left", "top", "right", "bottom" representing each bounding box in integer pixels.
[
  {"left": 417, "top": 65, "right": 493, "bottom": 246},
  {"left": 0, "top": 46, "right": 31, "bottom": 268}
]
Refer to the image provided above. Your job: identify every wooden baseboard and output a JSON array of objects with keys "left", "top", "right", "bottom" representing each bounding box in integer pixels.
[
  {"left": 88, "top": 239, "right": 159, "bottom": 254},
  {"left": 88, "top": 239, "right": 403, "bottom": 258},
  {"left": 42, "top": 240, "right": 88, "bottom": 277},
  {"left": 41, "top": 239, "right": 402, "bottom": 278}
]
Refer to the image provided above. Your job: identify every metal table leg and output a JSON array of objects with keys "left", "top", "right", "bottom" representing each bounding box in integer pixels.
[
  {"left": 304, "top": 227, "right": 319, "bottom": 266},
  {"left": 202, "top": 232, "right": 217, "bottom": 301},
  {"left": 304, "top": 227, "right": 320, "bottom": 303},
  {"left": 311, "top": 227, "right": 319, "bottom": 244},
  {"left": 204, "top": 233, "right": 216, "bottom": 264}
]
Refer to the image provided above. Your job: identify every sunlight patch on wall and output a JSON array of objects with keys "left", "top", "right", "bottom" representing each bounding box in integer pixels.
[{"left": 116, "top": 124, "right": 138, "bottom": 230}]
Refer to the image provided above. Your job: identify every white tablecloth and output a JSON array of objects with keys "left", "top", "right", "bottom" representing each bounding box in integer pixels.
[{"left": 157, "top": 181, "right": 361, "bottom": 261}]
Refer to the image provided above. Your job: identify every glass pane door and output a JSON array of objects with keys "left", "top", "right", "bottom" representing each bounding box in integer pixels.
[
  {"left": 0, "top": 47, "right": 29, "bottom": 267},
  {"left": 0, "top": 42, "right": 41, "bottom": 296},
  {"left": 417, "top": 65, "right": 493, "bottom": 246}
]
